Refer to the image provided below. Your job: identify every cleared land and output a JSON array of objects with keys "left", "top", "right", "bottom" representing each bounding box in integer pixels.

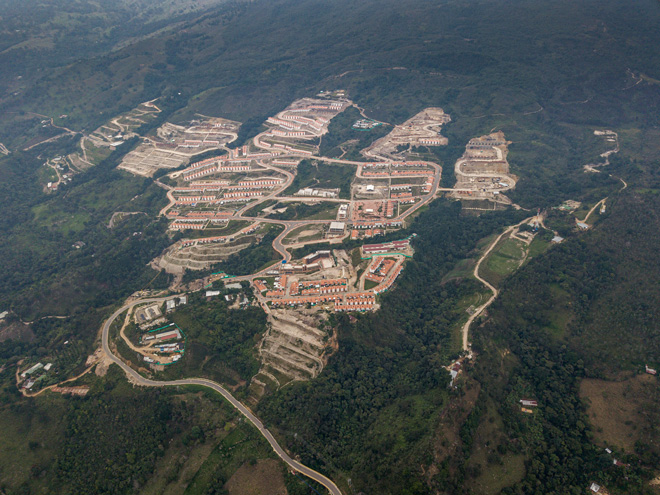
[
  {"left": 118, "top": 116, "right": 239, "bottom": 177},
  {"left": 364, "top": 107, "right": 450, "bottom": 160},
  {"left": 580, "top": 374, "right": 660, "bottom": 452},
  {"left": 451, "top": 131, "right": 517, "bottom": 204}
]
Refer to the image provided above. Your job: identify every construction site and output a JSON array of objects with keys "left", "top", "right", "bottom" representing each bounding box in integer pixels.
[
  {"left": 256, "top": 97, "right": 350, "bottom": 154},
  {"left": 102, "top": 95, "right": 445, "bottom": 395},
  {"left": 155, "top": 222, "right": 270, "bottom": 274},
  {"left": 363, "top": 107, "right": 450, "bottom": 159},
  {"left": 117, "top": 116, "right": 240, "bottom": 177},
  {"left": 64, "top": 100, "right": 162, "bottom": 173},
  {"left": 246, "top": 243, "right": 411, "bottom": 395},
  {"left": 451, "top": 131, "right": 517, "bottom": 204},
  {"left": 123, "top": 298, "right": 189, "bottom": 368}
]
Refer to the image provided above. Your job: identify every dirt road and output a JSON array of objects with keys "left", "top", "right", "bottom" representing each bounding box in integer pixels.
[{"left": 461, "top": 218, "right": 532, "bottom": 350}]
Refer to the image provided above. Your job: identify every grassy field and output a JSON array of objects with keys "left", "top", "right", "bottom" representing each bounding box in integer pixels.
[
  {"left": 364, "top": 279, "right": 379, "bottom": 291},
  {"left": 448, "top": 289, "right": 491, "bottom": 353},
  {"left": 480, "top": 236, "right": 528, "bottom": 287},
  {"left": 282, "top": 224, "right": 325, "bottom": 245},
  {"left": 580, "top": 374, "right": 660, "bottom": 456},
  {"left": 283, "top": 160, "right": 354, "bottom": 200},
  {"left": 242, "top": 200, "right": 278, "bottom": 217},
  {"left": 269, "top": 201, "right": 338, "bottom": 221},
  {"left": 224, "top": 459, "right": 287, "bottom": 495},
  {"left": 38, "top": 164, "right": 59, "bottom": 185}
]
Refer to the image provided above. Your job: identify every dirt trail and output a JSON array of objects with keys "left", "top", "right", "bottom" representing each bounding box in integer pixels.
[
  {"left": 461, "top": 217, "right": 532, "bottom": 351},
  {"left": 17, "top": 359, "right": 96, "bottom": 398},
  {"left": 577, "top": 198, "right": 607, "bottom": 224}
]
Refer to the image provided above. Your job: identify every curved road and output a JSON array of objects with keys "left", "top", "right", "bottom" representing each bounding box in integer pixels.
[
  {"left": 460, "top": 218, "right": 532, "bottom": 350},
  {"left": 101, "top": 298, "right": 342, "bottom": 495}
]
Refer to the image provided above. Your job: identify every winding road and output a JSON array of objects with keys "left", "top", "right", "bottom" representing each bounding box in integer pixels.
[
  {"left": 460, "top": 218, "right": 532, "bottom": 351},
  {"left": 101, "top": 298, "right": 343, "bottom": 495}
]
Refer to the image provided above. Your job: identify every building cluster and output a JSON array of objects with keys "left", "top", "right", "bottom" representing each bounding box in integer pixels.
[
  {"left": 419, "top": 138, "right": 445, "bottom": 145},
  {"left": 140, "top": 322, "right": 186, "bottom": 365},
  {"left": 298, "top": 278, "right": 348, "bottom": 296},
  {"left": 257, "top": 245, "right": 408, "bottom": 313},
  {"left": 422, "top": 177, "right": 433, "bottom": 193},
  {"left": 270, "top": 291, "right": 376, "bottom": 312},
  {"left": 467, "top": 136, "right": 505, "bottom": 148},
  {"left": 352, "top": 119, "right": 381, "bottom": 129},
  {"left": 362, "top": 168, "right": 433, "bottom": 177},
  {"left": 519, "top": 398, "right": 538, "bottom": 414},
  {"left": 270, "top": 294, "right": 344, "bottom": 308},
  {"left": 272, "top": 159, "right": 300, "bottom": 166},
  {"left": 142, "top": 325, "right": 182, "bottom": 344},
  {"left": 352, "top": 200, "right": 398, "bottom": 223},
  {"left": 295, "top": 187, "right": 339, "bottom": 198},
  {"left": 361, "top": 238, "right": 412, "bottom": 257},
  {"left": 180, "top": 223, "right": 260, "bottom": 248},
  {"left": 175, "top": 178, "right": 282, "bottom": 197},
  {"left": 350, "top": 227, "right": 385, "bottom": 240},
  {"left": 370, "top": 264, "right": 403, "bottom": 295},
  {"left": 167, "top": 210, "right": 233, "bottom": 220},
  {"left": 365, "top": 258, "right": 396, "bottom": 284},
  {"left": 259, "top": 140, "right": 314, "bottom": 155},
  {"left": 353, "top": 220, "right": 403, "bottom": 230},
  {"left": 362, "top": 161, "right": 429, "bottom": 168},
  {"left": 280, "top": 250, "right": 332, "bottom": 274},
  {"left": 334, "top": 292, "right": 376, "bottom": 312},
  {"left": 169, "top": 219, "right": 205, "bottom": 231},
  {"left": 19, "top": 361, "right": 55, "bottom": 390},
  {"left": 181, "top": 152, "right": 293, "bottom": 181}
]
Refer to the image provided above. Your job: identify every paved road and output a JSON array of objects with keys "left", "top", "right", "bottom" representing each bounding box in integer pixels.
[{"left": 101, "top": 298, "right": 343, "bottom": 495}]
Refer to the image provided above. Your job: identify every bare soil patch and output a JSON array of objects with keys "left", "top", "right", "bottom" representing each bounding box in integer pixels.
[
  {"left": 225, "top": 459, "right": 287, "bottom": 495},
  {"left": 0, "top": 321, "right": 34, "bottom": 343}
]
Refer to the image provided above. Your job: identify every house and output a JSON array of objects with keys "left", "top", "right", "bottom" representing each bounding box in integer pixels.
[
  {"left": 646, "top": 364, "right": 657, "bottom": 375},
  {"left": 520, "top": 399, "right": 538, "bottom": 407}
]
